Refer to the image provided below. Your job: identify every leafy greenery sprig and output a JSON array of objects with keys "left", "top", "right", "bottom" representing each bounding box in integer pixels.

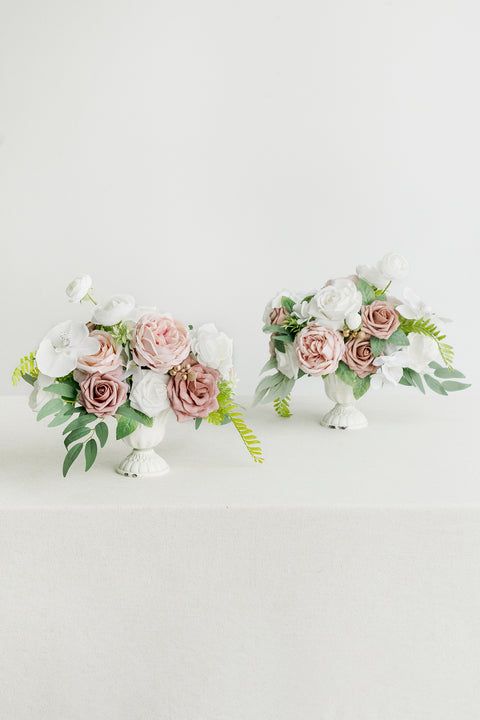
[
  {"left": 399, "top": 317, "right": 454, "bottom": 368},
  {"left": 274, "top": 395, "right": 292, "bottom": 418},
  {"left": 400, "top": 362, "right": 470, "bottom": 395},
  {"left": 11, "top": 352, "right": 38, "bottom": 386}
]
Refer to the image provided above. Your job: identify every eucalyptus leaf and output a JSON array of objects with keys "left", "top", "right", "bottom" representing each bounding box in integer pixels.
[
  {"left": 64, "top": 426, "right": 92, "bottom": 448},
  {"left": 63, "top": 413, "right": 97, "bottom": 435},
  {"left": 63, "top": 443, "right": 83, "bottom": 477},
  {"left": 441, "top": 380, "right": 471, "bottom": 392},
  {"left": 95, "top": 422, "right": 108, "bottom": 447},
  {"left": 356, "top": 278, "right": 376, "bottom": 305},
  {"left": 370, "top": 337, "right": 386, "bottom": 357},
  {"left": 44, "top": 382, "right": 77, "bottom": 399},
  {"left": 84, "top": 439, "right": 98, "bottom": 471},
  {"left": 353, "top": 375, "right": 371, "bottom": 400},
  {"left": 194, "top": 418, "right": 203, "bottom": 430},
  {"left": 48, "top": 410, "right": 73, "bottom": 428},
  {"left": 37, "top": 398, "right": 66, "bottom": 422},
  {"left": 404, "top": 368, "right": 425, "bottom": 394},
  {"left": 274, "top": 338, "right": 285, "bottom": 353},
  {"left": 22, "top": 373, "right": 37, "bottom": 387},
  {"left": 388, "top": 329, "right": 409, "bottom": 347},
  {"left": 433, "top": 367, "right": 466, "bottom": 380},
  {"left": 281, "top": 296, "right": 295, "bottom": 313},
  {"left": 424, "top": 374, "right": 448, "bottom": 396},
  {"left": 116, "top": 415, "right": 138, "bottom": 440},
  {"left": 335, "top": 361, "right": 357, "bottom": 387},
  {"left": 260, "top": 357, "right": 277, "bottom": 373}
]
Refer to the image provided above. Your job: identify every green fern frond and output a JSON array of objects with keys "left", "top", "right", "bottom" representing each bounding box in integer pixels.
[
  {"left": 273, "top": 394, "right": 292, "bottom": 418},
  {"left": 11, "top": 352, "right": 38, "bottom": 386},
  {"left": 400, "top": 317, "right": 454, "bottom": 368},
  {"left": 208, "top": 381, "right": 263, "bottom": 463}
]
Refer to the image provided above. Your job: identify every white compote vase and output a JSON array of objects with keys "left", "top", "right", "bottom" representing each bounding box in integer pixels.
[
  {"left": 321, "top": 374, "right": 368, "bottom": 430},
  {"left": 116, "top": 408, "right": 170, "bottom": 478}
]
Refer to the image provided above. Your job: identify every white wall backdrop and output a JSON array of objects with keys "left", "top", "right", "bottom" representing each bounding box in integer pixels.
[{"left": 1, "top": 0, "right": 479, "bottom": 396}]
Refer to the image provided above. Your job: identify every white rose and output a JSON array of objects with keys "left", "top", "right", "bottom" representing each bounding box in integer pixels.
[
  {"left": 190, "top": 323, "right": 234, "bottom": 379},
  {"left": 28, "top": 373, "right": 54, "bottom": 412},
  {"left": 93, "top": 294, "right": 136, "bottom": 326},
  {"left": 65, "top": 274, "right": 93, "bottom": 303},
  {"left": 379, "top": 252, "right": 409, "bottom": 281},
  {"left": 36, "top": 320, "right": 100, "bottom": 377},
  {"left": 275, "top": 343, "right": 299, "bottom": 379},
  {"left": 129, "top": 368, "right": 170, "bottom": 417},
  {"left": 308, "top": 278, "right": 362, "bottom": 330},
  {"left": 263, "top": 290, "right": 296, "bottom": 325}
]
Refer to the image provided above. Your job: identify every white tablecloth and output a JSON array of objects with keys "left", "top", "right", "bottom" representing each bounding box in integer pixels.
[{"left": 0, "top": 391, "right": 479, "bottom": 719}]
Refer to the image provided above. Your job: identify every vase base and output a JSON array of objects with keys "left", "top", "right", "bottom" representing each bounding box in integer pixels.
[
  {"left": 320, "top": 403, "right": 368, "bottom": 430},
  {"left": 116, "top": 448, "right": 170, "bottom": 478}
]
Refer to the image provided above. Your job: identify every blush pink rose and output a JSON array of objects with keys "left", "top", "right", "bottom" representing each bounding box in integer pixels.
[
  {"left": 269, "top": 307, "right": 288, "bottom": 325},
  {"left": 131, "top": 313, "right": 190, "bottom": 373},
  {"left": 361, "top": 301, "right": 400, "bottom": 339},
  {"left": 78, "top": 369, "right": 128, "bottom": 417},
  {"left": 76, "top": 330, "right": 122, "bottom": 375},
  {"left": 294, "top": 323, "right": 345, "bottom": 375},
  {"left": 167, "top": 359, "right": 220, "bottom": 422},
  {"left": 344, "top": 337, "right": 377, "bottom": 378}
]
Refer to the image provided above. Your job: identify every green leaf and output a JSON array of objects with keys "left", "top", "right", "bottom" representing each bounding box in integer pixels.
[
  {"left": 424, "top": 374, "right": 448, "bottom": 396},
  {"left": 84, "top": 439, "right": 98, "bottom": 471},
  {"left": 353, "top": 375, "right": 371, "bottom": 399},
  {"left": 356, "top": 278, "right": 376, "bottom": 305},
  {"left": 116, "top": 415, "right": 138, "bottom": 440},
  {"left": 260, "top": 357, "right": 277, "bottom": 373},
  {"left": 22, "top": 373, "right": 37, "bottom": 387},
  {"left": 194, "top": 418, "right": 203, "bottom": 430},
  {"left": 399, "top": 369, "right": 413, "bottom": 387},
  {"left": 274, "top": 338, "right": 285, "bottom": 353},
  {"left": 44, "top": 382, "right": 77, "bottom": 399},
  {"left": 116, "top": 403, "right": 153, "bottom": 427},
  {"left": 387, "top": 329, "right": 409, "bottom": 347},
  {"left": 281, "top": 296, "right": 295, "bottom": 313},
  {"left": 428, "top": 361, "right": 443, "bottom": 371},
  {"left": 63, "top": 413, "right": 97, "bottom": 435},
  {"left": 441, "top": 380, "right": 471, "bottom": 392},
  {"left": 335, "top": 361, "right": 357, "bottom": 387},
  {"left": 64, "top": 426, "right": 92, "bottom": 448},
  {"left": 370, "top": 337, "right": 386, "bottom": 357},
  {"left": 433, "top": 367, "right": 466, "bottom": 380},
  {"left": 95, "top": 422, "right": 108, "bottom": 447},
  {"left": 63, "top": 443, "right": 83, "bottom": 477},
  {"left": 37, "top": 398, "right": 66, "bottom": 421},
  {"left": 48, "top": 410, "right": 74, "bottom": 428},
  {"left": 263, "top": 324, "right": 283, "bottom": 333},
  {"left": 402, "top": 368, "right": 425, "bottom": 394},
  {"left": 273, "top": 395, "right": 292, "bottom": 418}
]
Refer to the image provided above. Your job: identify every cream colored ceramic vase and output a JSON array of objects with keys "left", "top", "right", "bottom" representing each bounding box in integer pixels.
[
  {"left": 321, "top": 374, "right": 368, "bottom": 430},
  {"left": 116, "top": 408, "right": 170, "bottom": 478}
]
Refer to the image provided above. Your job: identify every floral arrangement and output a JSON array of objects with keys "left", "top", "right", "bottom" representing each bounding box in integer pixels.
[
  {"left": 13, "top": 275, "right": 263, "bottom": 475},
  {"left": 255, "top": 253, "right": 469, "bottom": 417}
]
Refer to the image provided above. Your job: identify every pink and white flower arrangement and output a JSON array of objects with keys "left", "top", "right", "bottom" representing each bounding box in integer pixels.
[
  {"left": 12, "top": 276, "right": 262, "bottom": 475},
  {"left": 255, "top": 253, "right": 469, "bottom": 418}
]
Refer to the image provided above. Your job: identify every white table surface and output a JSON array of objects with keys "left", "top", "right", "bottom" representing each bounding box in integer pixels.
[
  {"left": 1, "top": 391, "right": 479, "bottom": 720},
  {"left": 0, "top": 389, "right": 477, "bottom": 508}
]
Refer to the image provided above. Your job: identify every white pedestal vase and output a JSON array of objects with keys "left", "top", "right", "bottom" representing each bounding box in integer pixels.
[
  {"left": 321, "top": 374, "right": 368, "bottom": 430},
  {"left": 116, "top": 409, "right": 170, "bottom": 478}
]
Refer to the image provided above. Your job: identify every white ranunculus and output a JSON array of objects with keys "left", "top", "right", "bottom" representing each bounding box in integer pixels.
[
  {"left": 28, "top": 373, "right": 54, "bottom": 412},
  {"left": 396, "top": 287, "right": 432, "bottom": 321},
  {"left": 36, "top": 321, "right": 100, "bottom": 377},
  {"left": 400, "top": 333, "right": 440, "bottom": 374},
  {"left": 378, "top": 252, "right": 409, "bottom": 281},
  {"left": 308, "top": 278, "right": 362, "bottom": 330},
  {"left": 275, "top": 343, "right": 299, "bottom": 379},
  {"left": 93, "top": 294, "right": 136, "bottom": 326},
  {"left": 356, "top": 263, "right": 388, "bottom": 289},
  {"left": 65, "top": 274, "right": 93, "bottom": 303},
  {"left": 190, "top": 323, "right": 234, "bottom": 379},
  {"left": 129, "top": 368, "right": 170, "bottom": 417},
  {"left": 263, "top": 290, "right": 297, "bottom": 325}
]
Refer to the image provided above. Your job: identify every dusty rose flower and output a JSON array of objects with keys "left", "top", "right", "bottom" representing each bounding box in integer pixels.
[
  {"left": 167, "top": 359, "right": 220, "bottom": 422},
  {"left": 294, "top": 323, "right": 344, "bottom": 375},
  {"left": 79, "top": 369, "right": 128, "bottom": 417},
  {"left": 131, "top": 313, "right": 190, "bottom": 373},
  {"left": 269, "top": 307, "right": 288, "bottom": 325},
  {"left": 344, "top": 337, "right": 377, "bottom": 378},
  {"left": 361, "top": 301, "right": 400, "bottom": 339},
  {"left": 76, "top": 330, "right": 122, "bottom": 375}
]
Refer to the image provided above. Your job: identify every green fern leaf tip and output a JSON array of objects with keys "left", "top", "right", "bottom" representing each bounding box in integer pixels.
[
  {"left": 208, "top": 381, "right": 263, "bottom": 463},
  {"left": 273, "top": 394, "right": 292, "bottom": 418},
  {"left": 400, "top": 317, "right": 454, "bottom": 368},
  {"left": 12, "top": 352, "right": 38, "bottom": 386}
]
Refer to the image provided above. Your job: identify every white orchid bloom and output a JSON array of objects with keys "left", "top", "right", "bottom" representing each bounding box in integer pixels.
[
  {"left": 36, "top": 321, "right": 100, "bottom": 377},
  {"left": 371, "top": 352, "right": 406, "bottom": 389},
  {"left": 28, "top": 373, "right": 55, "bottom": 412},
  {"left": 400, "top": 334, "right": 440, "bottom": 374},
  {"left": 396, "top": 287, "right": 432, "bottom": 320}
]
